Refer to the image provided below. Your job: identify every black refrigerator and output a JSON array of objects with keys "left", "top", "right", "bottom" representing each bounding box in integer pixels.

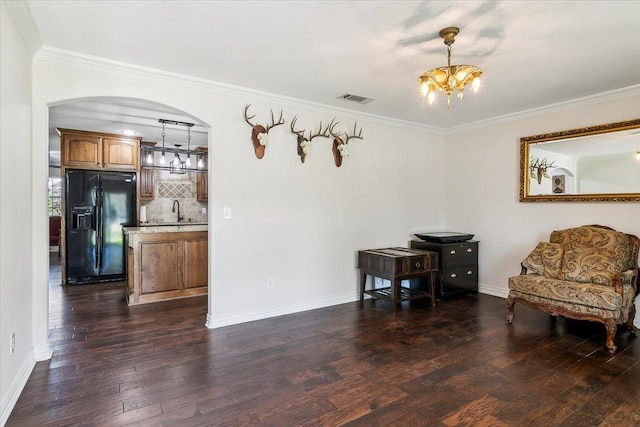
[{"left": 65, "top": 170, "right": 136, "bottom": 284}]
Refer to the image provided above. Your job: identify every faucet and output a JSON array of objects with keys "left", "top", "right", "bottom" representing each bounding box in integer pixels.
[{"left": 172, "top": 199, "right": 184, "bottom": 222}]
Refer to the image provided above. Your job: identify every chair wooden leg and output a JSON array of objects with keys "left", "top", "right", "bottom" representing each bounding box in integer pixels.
[
  {"left": 506, "top": 295, "right": 515, "bottom": 323},
  {"left": 627, "top": 303, "right": 637, "bottom": 335},
  {"left": 604, "top": 319, "right": 617, "bottom": 353}
]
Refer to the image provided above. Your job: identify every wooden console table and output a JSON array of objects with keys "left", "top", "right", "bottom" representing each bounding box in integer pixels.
[{"left": 357, "top": 247, "right": 438, "bottom": 314}]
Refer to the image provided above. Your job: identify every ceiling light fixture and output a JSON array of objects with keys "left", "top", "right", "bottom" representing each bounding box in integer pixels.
[
  {"left": 141, "top": 119, "right": 207, "bottom": 173},
  {"left": 417, "top": 26, "right": 482, "bottom": 109}
]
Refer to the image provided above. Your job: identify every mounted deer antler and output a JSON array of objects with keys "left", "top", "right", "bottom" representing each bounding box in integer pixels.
[
  {"left": 329, "top": 121, "right": 363, "bottom": 167},
  {"left": 290, "top": 117, "right": 333, "bottom": 163},
  {"left": 244, "top": 104, "right": 285, "bottom": 159},
  {"left": 529, "top": 158, "right": 557, "bottom": 184}
]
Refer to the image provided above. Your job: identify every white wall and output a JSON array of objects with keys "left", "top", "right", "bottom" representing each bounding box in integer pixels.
[
  {"left": 443, "top": 95, "right": 640, "bottom": 312},
  {"left": 0, "top": 3, "right": 36, "bottom": 424},
  {"left": 579, "top": 153, "right": 640, "bottom": 193},
  {"left": 30, "top": 51, "right": 446, "bottom": 340}
]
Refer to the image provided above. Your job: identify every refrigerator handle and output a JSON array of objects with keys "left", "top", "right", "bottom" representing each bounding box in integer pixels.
[{"left": 95, "top": 185, "right": 103, "bottom": 271}]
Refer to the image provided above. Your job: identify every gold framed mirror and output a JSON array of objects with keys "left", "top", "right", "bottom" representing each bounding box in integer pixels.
[{"left": 520, "top": 119, "right": 640, "bottom": 202}]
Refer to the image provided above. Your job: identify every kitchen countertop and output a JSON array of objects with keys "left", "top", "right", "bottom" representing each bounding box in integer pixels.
[{"left": 123, "top": 224, "right": 208, "bottom": 234}]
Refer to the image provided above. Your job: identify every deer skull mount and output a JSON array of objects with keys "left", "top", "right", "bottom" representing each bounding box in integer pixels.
[
  {"left": 529, "top": 158, "right": 557, "bottom": 184},
  {"left": 244, "top": 104, "right": 284, "bottom": 159},
  {"left": 329, "top": 121, "right": 363, "bottom": 167},
  {"left": 290, "top": 117, "right": 333, "bottom": 163}
]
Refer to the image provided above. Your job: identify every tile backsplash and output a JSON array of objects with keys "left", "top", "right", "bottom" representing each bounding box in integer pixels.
[{"left": 142, "top": 170, "right": 207, "bottom": 223}]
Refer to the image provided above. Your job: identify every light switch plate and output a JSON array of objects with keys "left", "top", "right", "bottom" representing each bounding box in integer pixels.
[{"left": 223, "top": 207, "right": 231, "bottom": 219}]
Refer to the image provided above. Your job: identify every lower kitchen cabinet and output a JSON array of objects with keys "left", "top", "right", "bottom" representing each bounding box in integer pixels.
[{"left": 126, "top": 229, "right": 208, "bottom": 305}]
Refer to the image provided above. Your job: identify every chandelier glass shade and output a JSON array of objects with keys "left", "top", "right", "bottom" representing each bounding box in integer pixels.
[{"left": 418, "top": 27, "right": 482, "bottom": 109}]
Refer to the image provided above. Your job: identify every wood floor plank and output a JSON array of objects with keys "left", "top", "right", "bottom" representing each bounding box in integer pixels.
[{"left": 6, "top": 254, "right": 640, "bottom": 426}]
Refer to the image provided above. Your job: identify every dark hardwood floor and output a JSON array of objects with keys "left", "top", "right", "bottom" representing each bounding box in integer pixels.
[{"left": 7, "top": 255, "right": 640, "bottom": 426}]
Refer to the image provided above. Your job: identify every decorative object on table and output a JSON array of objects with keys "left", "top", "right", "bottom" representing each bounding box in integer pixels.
[
  {"left": 506, "top": 225, "right": 639, "bottom": 353},
  {"left": 413, "top": 232, "right": 474, "bottom": 244},
  {"left": 529, "top": 158, "right": 556, "bottom": 184},
  {"left": 243, "top": 104, "right": 284, "bottom": 159},
  {"left": 328, "top": 121, "right": 363, "bottom": 167},
  {"left": 417, "top": 26, "right": 482, "bottom": 109},
  {"left": 289, "top": 117, "right": 333, "bottom": 163}
]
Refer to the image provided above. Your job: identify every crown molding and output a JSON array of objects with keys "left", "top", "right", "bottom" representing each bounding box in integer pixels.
[
  {"left": 5, "top": 0, "right": 42, "bottom": 56},
  {"left": 34, "top": 46, "right": 445, "bottom": 135},
  {"left": 33, "top": 46, "right": 639, "bottom": 137},
  {"left": 446, "top": 84, "right": 640, "bottom": 134}
]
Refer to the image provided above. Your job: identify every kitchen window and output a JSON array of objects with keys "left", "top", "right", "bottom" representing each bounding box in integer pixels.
[{"left": 48, "top": 177, "right": 62, "bottom": 216}]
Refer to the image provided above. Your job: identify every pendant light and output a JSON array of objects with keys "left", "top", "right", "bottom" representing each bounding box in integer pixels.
[
  {"left": 159, "top": 122, "right": 166, "bottom": 164},
  {"left": 185, "top": 127, "right": 192, "bottom": 167},
  {"left": 143, "top": 119, "right": 205, "bottom": 173}
]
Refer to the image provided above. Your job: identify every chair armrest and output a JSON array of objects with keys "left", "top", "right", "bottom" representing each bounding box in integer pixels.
[{"left": 622, "top": 269, "right": 638, "bottom": 296}]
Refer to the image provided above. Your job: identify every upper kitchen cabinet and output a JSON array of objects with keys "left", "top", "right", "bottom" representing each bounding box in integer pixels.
[
  {"left": 59, "top": 128, "right": 141, "bottom": 171},
  {"left": 196, "top": 147, "right": 208, "bottom": 202},
  {"left": 139, "top": 141, "right": 156, "bottom": 201}
]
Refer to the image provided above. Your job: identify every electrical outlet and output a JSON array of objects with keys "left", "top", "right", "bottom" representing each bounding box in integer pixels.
[
  {"left": 266, "top": 278, "right": 274, "bottom": 289},
  {"left": 202, "top": 207, "right": 207, "bottom": 214},
  {"left": 223, "top": 207, "right": 232, "bottom": 219},
  {"left": 10, "top": 332, "right": 15, "bottom": 355}
]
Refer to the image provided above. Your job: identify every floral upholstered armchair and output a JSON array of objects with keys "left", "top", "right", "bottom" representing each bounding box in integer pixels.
[{"left": 507, "top": 225, "right": 640, "bottom": 353}]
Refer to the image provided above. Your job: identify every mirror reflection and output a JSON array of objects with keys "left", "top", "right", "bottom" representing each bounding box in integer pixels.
[{"left": 520, "top": 119, "right": 640, "bottom": 202}]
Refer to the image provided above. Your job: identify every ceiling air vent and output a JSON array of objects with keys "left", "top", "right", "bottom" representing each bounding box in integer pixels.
[{"left": 337, "top": 93, "right": 375, "bottom": 104}]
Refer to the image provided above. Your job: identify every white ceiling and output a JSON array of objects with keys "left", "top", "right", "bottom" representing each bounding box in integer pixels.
[{"left": 21, "top": 0, "right": 640, "bottom": 162}]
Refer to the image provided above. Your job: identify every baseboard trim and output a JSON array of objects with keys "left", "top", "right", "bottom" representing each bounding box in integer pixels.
[
  {"left": 1, "top": 350, "right": 36, "bottom": 426},
  {"left": 204, "top": 284, "right": 640, "bottom": 330},
  {"left": 206, "top": 292, "right": 359, "bottom": 329},
  {"left": 478, "top": 283, "right": 508, "bottom": 299},
  {"left": 33, "top": 344, "right": 53, "bottom": 362}
]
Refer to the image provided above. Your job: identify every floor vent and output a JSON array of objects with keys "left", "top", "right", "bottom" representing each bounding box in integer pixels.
[{"left": 337, "top": 93, "right": 375, "bottom": 104}]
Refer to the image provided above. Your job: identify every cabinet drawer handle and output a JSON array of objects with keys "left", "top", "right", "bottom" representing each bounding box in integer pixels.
[
  {"left": 450, "top": 250, "right": 456, "bottom": 255},
  {"left": 467, "top": 271, "right": 473, "bottom": 275},
  {"left": 467, "top": 248, "right": 473, "bottom": 253},
  {"left": 415, "top": 262, "right": 421, "bottom": 268},
  {"left": 451, "top": 273, "right": 457, "bottom": 278}
]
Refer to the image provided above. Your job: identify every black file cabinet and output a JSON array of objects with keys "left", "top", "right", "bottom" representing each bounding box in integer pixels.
[{"left": 410, "top": 240, "right": 478, "bottom": 299}]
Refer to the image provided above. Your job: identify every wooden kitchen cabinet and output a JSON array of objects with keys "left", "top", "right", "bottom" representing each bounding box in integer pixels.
[
  {"left": 125, "top": 229, "right": 208, "bottom": 305},
  {"left": 183, "top": 238, "right": 208, "bottom": 289},
  {"left": 139, "top": 141, "right": 155, "bottom": 201},
  {"left": 196, "top": 147, "right": 208, "bottom": 202},
  {"left": 59, "top": 128, "right": 140, "bottom": 171},
  {"left": 139, "top": 168, "right": 155, "bottom": 200},
  {"left": 102, "top": 137, "right": 138, "bottom": 170}
]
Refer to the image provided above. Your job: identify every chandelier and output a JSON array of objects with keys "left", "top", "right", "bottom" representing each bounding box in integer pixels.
[
  {"left": 417, "top": 27, "right": 482, "bottom": 109},
  {"left": 141, "top": 119, "right": 207, "bottom": 173}
]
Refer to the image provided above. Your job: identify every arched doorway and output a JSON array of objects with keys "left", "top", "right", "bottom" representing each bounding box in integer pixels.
[{"left": 46, "top": 96, "right": 211, "bottom": 336}]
